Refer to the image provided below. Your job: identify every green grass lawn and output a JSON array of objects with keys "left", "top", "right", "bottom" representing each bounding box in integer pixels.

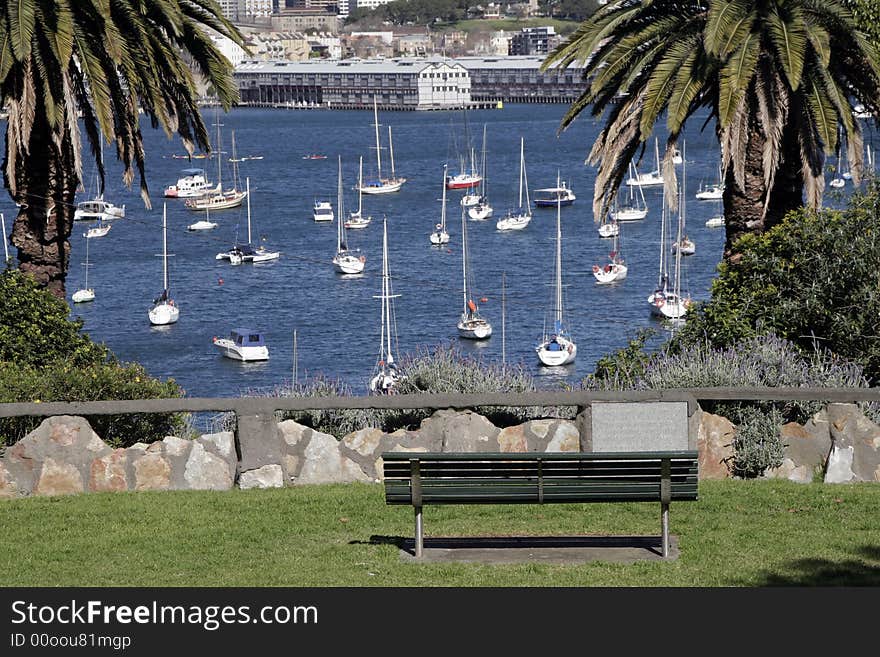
[{"left": 1, "top": 480, "right": 878, "bottom": 586}]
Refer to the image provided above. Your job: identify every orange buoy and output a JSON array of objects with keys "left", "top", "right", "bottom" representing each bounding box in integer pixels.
[{"left": 480, "top": 297, "right": 488, "bottom": 303}]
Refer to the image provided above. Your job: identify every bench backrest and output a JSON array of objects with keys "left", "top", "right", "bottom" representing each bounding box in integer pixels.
[{"left": 382, "top": 451, "right": 699, "bottom": 506}]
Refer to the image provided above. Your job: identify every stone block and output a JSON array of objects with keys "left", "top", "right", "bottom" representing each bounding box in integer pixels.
[{"left": 591, "top": 402, "right": 690, "bottom": 452}]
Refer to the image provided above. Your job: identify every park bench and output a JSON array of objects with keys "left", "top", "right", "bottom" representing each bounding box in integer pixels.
[{"left": 382, "top": 450, "right": 699, "bottom": 559}]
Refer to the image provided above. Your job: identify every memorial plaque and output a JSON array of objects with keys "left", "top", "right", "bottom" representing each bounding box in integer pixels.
[{"left": 591, "top": 402, "right": 689, "bottom": 452}]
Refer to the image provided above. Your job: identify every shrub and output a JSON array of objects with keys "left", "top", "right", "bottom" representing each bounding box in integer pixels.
[
  {"left": 0, "top": 361, "right": 185, "bottom": 448},
  {"left": 0, "top": 270, "right": 185, "bottom": 448},
  {"left": 672, "top": 183, "right": 880, "bottom": 381},
  {"left": 0, "top": 270, "right": 109, "bottom": 368}
]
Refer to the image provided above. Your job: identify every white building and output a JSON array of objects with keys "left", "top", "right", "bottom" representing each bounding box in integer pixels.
[{"left": 210, "top": 34, "right": 248, "bottom": 68}]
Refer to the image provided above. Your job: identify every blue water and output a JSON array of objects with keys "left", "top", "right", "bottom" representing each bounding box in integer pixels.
[{"left": 3, "top": 105, "right": 745, "bottom": 399}]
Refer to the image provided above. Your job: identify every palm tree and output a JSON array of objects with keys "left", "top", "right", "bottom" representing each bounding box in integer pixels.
[
  {"left": 542, "top": 0, "right": 880, "bottom": 262},
  {"left": 0, "top": 1, "right": 244, "bottom": 297}
]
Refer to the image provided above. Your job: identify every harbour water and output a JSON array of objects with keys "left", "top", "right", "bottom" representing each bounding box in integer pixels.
[{"left": 2, "top": 104, "right": 760, "bottom": 400}]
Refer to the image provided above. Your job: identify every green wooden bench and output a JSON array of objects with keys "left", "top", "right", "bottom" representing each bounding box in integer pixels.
[{"left": 382, "top": 451, "right": 699, "bottom": 559}]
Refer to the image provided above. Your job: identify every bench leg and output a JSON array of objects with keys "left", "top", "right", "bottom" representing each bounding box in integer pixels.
[
  {"left": 414, "top": 505, "right": 423, "bottom": 558},
  {"left": 661, "top": 502, "right": 670, "bottom": 558}
]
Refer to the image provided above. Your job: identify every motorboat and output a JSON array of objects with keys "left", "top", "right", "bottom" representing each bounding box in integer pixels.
[
  {"left": 313, "top": 200, "right": 334, "bottom": 222},
  {"left": 73, "top": 198, "right": 125, "bottom": 222},
  {"left": 164, "top": 168, "right": 215, "bottom": 198},
  {"left": 533, "top": 181, "right": 576, "bottom": 207},
  {"left": 213, "top": 329, "right": 269, "bottom": 361}
]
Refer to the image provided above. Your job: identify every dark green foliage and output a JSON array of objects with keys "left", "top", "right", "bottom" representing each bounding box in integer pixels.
[
  {"left": 672, "top": 183, "right": 880, "bottom": 382},
  {"left": 0, "top": 270, "right": 108, "bottom": 368},
  {"left": 0, "top": 270, "right": 184, "bottom": 447},
  {"left": 0, "top": 362, "right": 185, "bottom": 448}
]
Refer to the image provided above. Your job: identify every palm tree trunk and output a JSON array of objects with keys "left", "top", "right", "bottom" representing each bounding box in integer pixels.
[
  {"left": 722, "top": 109, "right": 804, "bottom": 263},
  {"left": 9, "top": 115, "right": 78, "bottom": 299}
]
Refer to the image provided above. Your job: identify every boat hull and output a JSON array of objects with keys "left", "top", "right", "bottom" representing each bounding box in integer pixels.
[
  {"left": 536, "top": 338, "right": 577, "bottom": 366},
  {"left": 446, "top": 175, "right": 481, "bottom": 190},
  {"left": 496, "top": 213, "right": 531, "bottom": 231},
  {"left": 72, "top": 288, "right": 95, "bottom": 303},
  {"left": 593, "top": 263, "right": 628, "bottom": 285},
  {"left": 359, "top": 179, "right": 404, "bottom": 195},
  {"left": 429, "top": 231, "right": 450, "bottom": 245},
  {"left": 612, "top": 207, "right": 648, "bottom": 222},
  {"left": 148, "top": 302, "right": 179, "bottom": 326},
  {"left": 213, "top": 338, "right": 269, "bottom": 361},
  {"left": 333, "top": 253, "right": 365, "bottom": 274},
  {"left": 185, "top": 190, "right": 246, "bottom": 211},
  {"left": 468, "top": 204, "right": 493, "bottom": 220},
  {"left": 188, "top": 220, "right": 217, "bottom": 231},
  {"left": 457, "top": 319, "right": 492, "bottom": 340}
]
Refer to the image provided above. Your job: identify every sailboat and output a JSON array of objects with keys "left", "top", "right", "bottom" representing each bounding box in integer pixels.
[
  {"left": 369, "top": 217, "right": 406, "bottom": 394},
  {"left": 597, "top": 213, "right": 619, "bottom": 238},
  {"left": 359, "top": 97, "right": 406, "bottom": 195},
  {"left": 536, "top": 181, "right": 576, "bottom": 366},
  {"left": 83, "top": 220, "right": 111, "bottom": 238},
  {"left": 496, "top": 137, "right": 532, "bottom": 231},
  {"left": 593, "top": 217, "right": 628, "bottom": 285},
  {"left": 430, "top": 164, "right": 451, "bottom": 245},
  {"left": 695, "top": 161, "right": 724, "bottom": 200},
  {"left": 447, "top": 109, "right": 481, "bottom": 191},
  {"left": 648, "top": 177, "right": 691, "bottom": 319},
  {"left": 468, "top": 125, "right": 493, "bottom": 220},
  {"left": 71, "top": 235, "right": 95, "bottom": 303},
  {"left": 457, "top": 205, "right": 492, "bottom": 340},
  {"left": 185, "top": 125, "right": 247, "bottom": 211},
  {"left": 332, "top": 156, "right": 366, "bottom": 275},
  {"left": 611, "top": 162, "right": 648, "bottom": 221},
  {"left": 148, "top": 204, "right": 179, "bottom": 326},
  {"left": 830, "top": 131, "right": 847, "bottom": 188},
  {"left": 187, "top": 205, "right": 218, "bottom": 231},
  {"left": 345, "top": 156, "right": 372, "bottom": 229},
  {"left": 671, "top": 142, "right": 696, "bottom": 256},
  {"left": 215, "top": 178, "right": 280, "bottom": 263},
  {"left": 626, "top": 138, "right": 664, "bottom": 187}
]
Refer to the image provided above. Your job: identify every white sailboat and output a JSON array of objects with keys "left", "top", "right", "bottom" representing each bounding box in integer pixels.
[
  {"left": 333, "top": 156, "right": 366, "bottom": 275},
  {"left": 185, "top": 124, "right": 247, "bottom": 211},
  {"left": 369, "top": 217, "right": 406, "bottom": 394},
  {"left": 648, "top": 178, "right": 691, "bottom": 319},
  {"left": 345, "top": 156, "right": 372, "bottom": 229},
  {"left": 187, "top": 205, "right": 218, "bottom": 231},
  {"left": 430, "top": 164, "right": 451, "bottom": 245},
  {"left": 359, "top": 97, "right": 406, "bottom": 195},
  {"left": 626, "top": 138, "right": 664, "bottom": 187},
  {"left": 216, "top": 178, "right": 280, "bottom": 263},
  {"left": 496, "top": 137, "right": 532, "bottom": 231},
  {"left": 593, "top": 219, "right": 628, "bottom": 285},
  {"left": 536, "top": 184, "right": 576, "bottom": 366},
  {"left": 83, "top": 220, "right": 111, "bottom": 238},
  {"left": 148, "top": 204, "right": 179, "bottom": 326},
  {"left": 598, "top": 213, "right": 620, "bottom": 238},
  {"left": 695, "top": 161, "right": 724, "bottom": 200},
  {"left": 71, "top": 235, "right": 95, "bottom": 303},
  {"left": 830, "top": 132, "right": 847, "bottom": 188},
  {"left": 612, "top": 162, "right": 648, "bottom": 221},
  {"left": 468, "top": 125, "right": 493, "bottom": 221},
  {"left": 671, "top": 142, "right": 696, "bottom": 256},
  {"left": 457, "top": 205, "right": 492, "bottom": 340}
]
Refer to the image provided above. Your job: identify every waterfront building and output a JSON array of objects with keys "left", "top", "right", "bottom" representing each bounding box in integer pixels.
[
  {"left": 234, "top": 55, "right": 586, "bottom": 109},
  {"left": 271, "top": 7, "right": 341, "bottom": 33},
  {"left": 236, "top": 58, "right": 472, "bottom": 110}
]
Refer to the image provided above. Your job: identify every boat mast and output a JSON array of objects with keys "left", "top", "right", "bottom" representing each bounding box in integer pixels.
[
  {"left": 441, "top": 164, "right": 448, "bottom": 230},
  {"left": 214, "top": 113, "right": 223, "bottom": 191},
  {"left": 377, "top": 218, "right": 388, "bottom": 365},
  {"left": 357, "top": 156, "right": 364, "bottom": 215},
  {"left": 161, "top": 204, "right": 168, "bottom": 293},
  {"left": 83, "top": 235, "right": 90, "bottom": 288},
  {"left": 388, "top": 126, "right": 396, "bottom": 180},
  {"left": 480, "top": 124, "right": 488, "bottom": 198},
  {"left": 659, "top": 186, "right": 667, "bottom": 289},
  {"left": 523, "top": 140, "right": 530, "bottom": 212},
  {"left": 461, "top": 204, "right": 468, "bottom": 317},
  {"left": 372, "top": 96, "right": 383, "bottom": 180},
  {"left": 518, "top": 137, "right": 524, "bottom": 210},
  {"left": 337, "top": 156, "right": 343, "bottom": 251},
  {"left": 554, "top": 172, "right": 563, "bottom": 328},
  {"left": 246, "top": 177, "right": 252, "bottom": 244},
  {"left": 1, "top": 213, "right": 9, "bottom": 265}
]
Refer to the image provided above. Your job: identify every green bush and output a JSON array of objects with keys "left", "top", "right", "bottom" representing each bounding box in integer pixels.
[
  {"left": 0, "top": 270, "right": 108, "bottom": 368},
  {"left": 0, "top": 362, "right": 185, "bottom": 448},
  {"left": 0, "top": 270, "right": 185, "bottom": 448},
  {"left": 672, "top": 183, "right": 880, "bottom": 381}
]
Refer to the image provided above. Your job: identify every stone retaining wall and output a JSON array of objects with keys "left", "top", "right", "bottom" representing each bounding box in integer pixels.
[{"left": 1, "top": 404, "right": 878, "bottom": 499}]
